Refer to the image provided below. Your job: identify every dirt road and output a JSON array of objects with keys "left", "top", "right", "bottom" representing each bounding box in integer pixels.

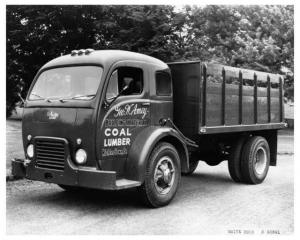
[
  {"left": 6, "top": 154, "right": 293, "bottom": 235},
  {"left": 6, "top": 120, "right": 294, "bottom": 234}
]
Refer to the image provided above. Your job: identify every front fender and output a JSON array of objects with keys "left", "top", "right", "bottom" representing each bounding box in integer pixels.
[{"left": 124, "top": 126, "right": 189, "bottom": 182}]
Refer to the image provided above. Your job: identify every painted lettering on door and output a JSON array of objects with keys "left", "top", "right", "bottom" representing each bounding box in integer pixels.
[
  {"left": 101, "top": 103, "right": 150, "bottom": 158},
  {"left": 114, "top": 104, "right": 149, "bottom": 119}
]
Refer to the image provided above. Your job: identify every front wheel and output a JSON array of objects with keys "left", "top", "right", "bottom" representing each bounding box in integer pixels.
[
  {"left": 138, "top": 142, "right": 181, "bottom": 208},
  {"left": 241, "top": 136, "right": 270, "bottom": 184}
]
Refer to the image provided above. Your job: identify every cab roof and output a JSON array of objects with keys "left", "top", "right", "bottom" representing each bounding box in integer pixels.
[{"left": 41, "top": 50, "right": 168, "bottom": 70}]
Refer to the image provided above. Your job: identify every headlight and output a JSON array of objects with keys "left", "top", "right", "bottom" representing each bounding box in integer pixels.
[
  {"left": 75, "top": 149, "right": 87, "bottom": 164},
  {"left": 27, "top": 144, "right": 34, "bottom": 158}
]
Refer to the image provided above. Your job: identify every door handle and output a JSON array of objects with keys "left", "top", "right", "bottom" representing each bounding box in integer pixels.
[{"left": 142, "top": 102, "right": 150, "bottom": 106}]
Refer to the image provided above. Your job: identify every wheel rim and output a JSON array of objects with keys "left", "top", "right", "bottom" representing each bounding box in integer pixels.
[
  {"left": 153, "top": 156, "right": 175, "bottom": 195},
  {"left": 254, "top": 147, "right": 267, "bottom": 175}
]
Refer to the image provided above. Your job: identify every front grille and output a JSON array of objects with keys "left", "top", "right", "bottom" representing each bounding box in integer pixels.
[{"left": 35, "top": 139, "right": 66, "bottom": 171}]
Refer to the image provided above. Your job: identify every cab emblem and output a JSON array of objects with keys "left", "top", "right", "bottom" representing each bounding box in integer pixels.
[{"left": 47, "top": 111, "right": 59, "bottom": 120}]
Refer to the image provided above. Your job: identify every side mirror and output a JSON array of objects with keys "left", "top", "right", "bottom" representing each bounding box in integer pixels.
[{"left": 17, "top": 93, "right": 25, "bottom": 107}]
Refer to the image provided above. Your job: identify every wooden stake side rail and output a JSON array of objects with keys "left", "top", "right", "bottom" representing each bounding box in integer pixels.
[
  {"left": 206, "top": 63, "right": 282, "bottom": 83},
  {"left": 200, "top": 63, "right": 285, "bottom": 134}
]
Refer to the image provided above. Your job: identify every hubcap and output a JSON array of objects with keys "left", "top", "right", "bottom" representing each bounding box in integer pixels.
[
  {"left": 154, "top": 156, "right": 175, "bottom": 195},
  {"left": 254, "top": 147, "right": 267, "bottom": 175}
]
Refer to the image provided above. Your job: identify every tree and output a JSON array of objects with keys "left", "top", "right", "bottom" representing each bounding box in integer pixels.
[
  {"left": 7, "top": 5, "right": 100, "bottom": 116},
  {"left": 6, "top": 5, "right": 180, "bottom": 116},
  {"left": 177, "top": 5, "right": 293, "bottom": 99},
  {"left": 92, "top": 5, "right": 177, "bottom": 61},
  {"left": 6, "top": 5, "right": 294, "bottom": 116}
]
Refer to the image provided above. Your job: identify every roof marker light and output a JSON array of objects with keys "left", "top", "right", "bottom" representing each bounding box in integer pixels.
[
  {"left": 85, "top": 49, "right": 95, "bottom": 55},
  {"left": 71, "top": 49, "right": 95, "bottom": 56},
  {"left": 77, "top": 49, "right": 85, "bottom": 55},
  {"left": 71, "top": 50, "right": 78, "bottom": 56}
]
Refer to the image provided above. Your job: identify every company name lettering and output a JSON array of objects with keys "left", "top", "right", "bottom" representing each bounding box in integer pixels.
[
  {"left": 105, "top": 118, "right": 148, "bottom": 127},
  {"left": 114, "top": 104, "right": 148, "bottom": 119}
]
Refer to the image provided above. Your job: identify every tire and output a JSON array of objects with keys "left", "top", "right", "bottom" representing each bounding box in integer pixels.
[
  {"left": 228, "top": 136, "right": 248, "bottom": 183},
  {"left": 138, "top": 142, "right": 181, "bottom": 208},
  {"left": 241, "top": 136, "right": 270, "bottom": 184}
]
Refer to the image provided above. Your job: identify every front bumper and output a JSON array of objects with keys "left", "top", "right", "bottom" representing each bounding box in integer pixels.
[{"left": 11, "top": 158, "right": 141, "bottom": 190}]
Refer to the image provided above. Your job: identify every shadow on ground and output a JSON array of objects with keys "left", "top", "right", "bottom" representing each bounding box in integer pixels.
[{"left": 12, "top": 170, "right": 235, "bottom": 211}]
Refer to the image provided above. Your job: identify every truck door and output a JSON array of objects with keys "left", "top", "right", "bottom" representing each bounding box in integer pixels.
[
  {"left": 150, "top": 70, "right": 173, "bottom": 125},
  {"left": 96, "top": 62, "right": 151, "bottom": 173}
]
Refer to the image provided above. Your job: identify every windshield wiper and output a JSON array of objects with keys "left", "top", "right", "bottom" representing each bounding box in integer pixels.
[
  {"left": 30, "top": 93, "right": 52, "bottom": 102},
  {"left": 59, "top": 94, "right": 96, "bottom": 102}
]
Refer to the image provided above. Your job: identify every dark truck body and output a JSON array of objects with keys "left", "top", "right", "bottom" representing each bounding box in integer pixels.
[
  {"left": 12, "top": 50, "right": 286, "bottom": 207},
  {"left": 169, "top": 61, "right": 285, "bottom": 136},
  {"left": 169, "top": 61, "right": 285, "bottom": 167}
]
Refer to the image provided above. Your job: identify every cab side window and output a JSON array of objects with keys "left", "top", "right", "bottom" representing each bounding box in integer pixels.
[
  {"left": 156, "top": 71, "right": 172, "bottom": 96},
  {"left": 106, "top": 67, "right": 143, "bottom": 100}
]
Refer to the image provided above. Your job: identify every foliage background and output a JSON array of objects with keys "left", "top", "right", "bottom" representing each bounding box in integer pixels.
[{"left": 6, "top": 5, "right": 294, "bottom": 116}]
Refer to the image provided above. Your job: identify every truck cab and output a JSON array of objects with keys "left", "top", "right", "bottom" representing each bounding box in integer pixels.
[{"left": 12, "top": 50, "right": 188, "bottom": 207}]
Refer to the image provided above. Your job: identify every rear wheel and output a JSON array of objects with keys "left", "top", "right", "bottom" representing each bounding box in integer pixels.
[
  {"left": 138, "top": 142, "right": 181, "bottom": 208},
  {"left": 241, "top": 136, "right": 270, "bottom": 184},
  {"left": 228, "top": 136, "right": 248, "bottom": 183}
]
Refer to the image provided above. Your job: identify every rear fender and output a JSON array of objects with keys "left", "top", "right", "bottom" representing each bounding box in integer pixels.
[{"left": 124, "top": 126, "right": 189, "bottom": 182}]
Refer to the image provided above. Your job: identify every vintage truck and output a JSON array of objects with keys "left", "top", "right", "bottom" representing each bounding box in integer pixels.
[{"left": 12, "top": 49, "right": 286, "bottom": 207}]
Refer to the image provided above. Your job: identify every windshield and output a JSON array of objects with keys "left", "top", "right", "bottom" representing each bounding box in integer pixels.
[{"left": 28, "top": 66, "right": 103, "bottom": 101}]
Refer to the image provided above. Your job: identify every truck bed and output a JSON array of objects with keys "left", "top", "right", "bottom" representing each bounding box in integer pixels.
[{"left": 168, "top": 61, "right": 286, "bottom": 136}]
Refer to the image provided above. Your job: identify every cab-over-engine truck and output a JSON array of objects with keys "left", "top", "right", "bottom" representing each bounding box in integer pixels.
[{"left": 12, "top": 49, "right": 286, "bottom": 207}]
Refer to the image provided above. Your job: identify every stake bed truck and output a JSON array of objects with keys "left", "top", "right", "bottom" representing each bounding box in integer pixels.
[{"left": 12, "top": 49, "right": 286, "bottom": 207}]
